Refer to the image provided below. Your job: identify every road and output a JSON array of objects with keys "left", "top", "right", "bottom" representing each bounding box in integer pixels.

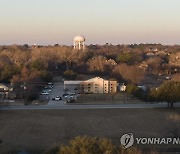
[{"left": 1, "top": 102, "right": 180, "bottom": 110}]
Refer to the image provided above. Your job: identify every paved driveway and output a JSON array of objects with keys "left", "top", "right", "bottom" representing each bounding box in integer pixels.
[{"left": 47, "top": 82, "right": 66, "bottom": 106}]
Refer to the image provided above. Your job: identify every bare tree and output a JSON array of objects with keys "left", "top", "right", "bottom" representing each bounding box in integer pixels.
[
  {"left": 146, "top": 57, "right": 163, "bottom": 74},
  {"left": 113, "top": 63, "right": 146, "bottom": 84},
  {"left": 87, "top": 56, "right": 107, "bottom": 73}
]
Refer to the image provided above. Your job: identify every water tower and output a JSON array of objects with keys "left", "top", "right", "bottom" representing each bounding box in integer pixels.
[{"left": 74, "top": 35, "right": 85, "bottom": 51}]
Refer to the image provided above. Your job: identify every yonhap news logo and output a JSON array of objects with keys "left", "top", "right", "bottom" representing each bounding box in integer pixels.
[
  {"left": 120, "top": 133, "right": 134, "bottom": 149},
  {"left": 120, "top": 133, "right": 180, "bottom": 149}
]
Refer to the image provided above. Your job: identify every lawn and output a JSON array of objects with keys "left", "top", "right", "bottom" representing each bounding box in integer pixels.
[{"left": 76, "top": 93, "right": 144, "bottom": 104}]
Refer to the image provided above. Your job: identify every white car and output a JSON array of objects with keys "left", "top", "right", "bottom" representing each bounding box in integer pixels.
[
  {"left": 48, "top": 82, "right": 54, "bottom": 85},
  {"left": 41, "top": 91, "right": 49, "bottom": 95},
  {"left": 52, "top": 96, "right": 62, "bottom": 101}
]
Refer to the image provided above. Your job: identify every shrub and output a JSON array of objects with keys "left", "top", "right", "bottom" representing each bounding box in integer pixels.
[
  {"left": 44, "top": 136, "right": 144, "bottom": 154},
  {"left": 126, "top": 84, "right": 139, "bottom": 95},
  {"left": 126, "top": 84, "right": 151, "bottom": 101}
]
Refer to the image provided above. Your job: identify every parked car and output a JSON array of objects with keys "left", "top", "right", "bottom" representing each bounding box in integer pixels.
[
  {"left": 66, "top": 95, "right": 77, "bottom": 103},
  {"left": 41, "top": 91, "right": 49, "bottom": 95},
  {"left": 43, "top": 89, "right": 52, "bottom": 93},
  {"left": 165, "top": 76, "right": 171, "bottom": 80},
  {"left": 68, "top": 92, "right": 76, "bottom": 95},
  {"left": 48, "top": 82, "right": 54, "bottom": 85},
  {"left": 52, "top": 96, "right": 62, "bottom": 101},
  {"left": 63, "top": 93, "right": 69, "bottom": 98},
  {"left": 44, "top": 85, "right": 53, "bottom": 89}
]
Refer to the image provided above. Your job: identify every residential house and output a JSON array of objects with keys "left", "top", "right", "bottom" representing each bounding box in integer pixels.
[
  {"left": 105, "top": 59, "right": 117, "bottom": 66},
  {"left": 139, "top": 61, "right": 149, "bottom": 70},
  {"left": 0, "top": 84, "right": 10, "bottom": 99}
]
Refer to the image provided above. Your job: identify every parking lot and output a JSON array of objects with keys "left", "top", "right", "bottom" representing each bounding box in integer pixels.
[
  {"left": 39, "top": 82, "right": 77, "bottom": 106},
  {"left": 46, "top": 82, "right": 66, "bottom": 106}
]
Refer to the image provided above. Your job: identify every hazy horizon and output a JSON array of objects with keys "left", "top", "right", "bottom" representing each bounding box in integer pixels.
[{"left": 0, "top": 0, "right": 180, "bottom": 45}]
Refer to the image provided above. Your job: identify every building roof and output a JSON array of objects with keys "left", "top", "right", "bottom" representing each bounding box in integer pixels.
[
  {"left": 64, "top": 77, "right": 105, "bottom": 85},
  {"left": 64, "top": 81, "right": 82, "bottom": 85},
  {"left": 64, "top": 77, "right": 117, "bottom": 85}
]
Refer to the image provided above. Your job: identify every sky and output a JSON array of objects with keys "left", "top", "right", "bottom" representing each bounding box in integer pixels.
[{"left": 0, "top": 0, "right": 180, "bottom": 45}]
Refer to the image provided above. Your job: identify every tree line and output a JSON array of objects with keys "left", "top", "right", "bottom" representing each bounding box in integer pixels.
[{"left": 0, "top": 44, "right": 179, "bottom": 102}]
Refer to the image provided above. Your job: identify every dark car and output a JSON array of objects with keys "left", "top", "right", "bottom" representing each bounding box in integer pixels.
[
  {"left": 44, "top": 85, "right": 53, "bottom": 89},
  {"left": 63, "top": 94, "right": 69, "bottom": 97}
]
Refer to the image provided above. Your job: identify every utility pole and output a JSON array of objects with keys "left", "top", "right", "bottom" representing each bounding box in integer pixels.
[
  {"left": 24, "top": 82, "right": 27, "bottom": 105},
  {"left": 121, "top": 83, "right": 126, "bottom": 104}
]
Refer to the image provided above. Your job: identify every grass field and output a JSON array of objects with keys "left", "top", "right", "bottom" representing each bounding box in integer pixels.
[
  {"left": 76, "top": 93, "right": 144, "bottom": 104},
  {"left": 0, "top": 108, "right": 180, "bottom": 153}
]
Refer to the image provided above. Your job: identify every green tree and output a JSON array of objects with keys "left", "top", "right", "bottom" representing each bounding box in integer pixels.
[
  {"left": 116, "top": 52, "right": 133, "bottom": 64},
  {"left": 41, "top": 70, "right": 53, "bottom": 82},
  {"left": 63, "top": 70, "right": 77, "bottom": 80},
  {"left": 30, "top": 59, "right": 45, "bottom": 71},
  {"left": 154, "top": 81, "right": 180, "bottom": 107},
  {"left": 0, "top": 65, "right": 20, "bottom": 82}
]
